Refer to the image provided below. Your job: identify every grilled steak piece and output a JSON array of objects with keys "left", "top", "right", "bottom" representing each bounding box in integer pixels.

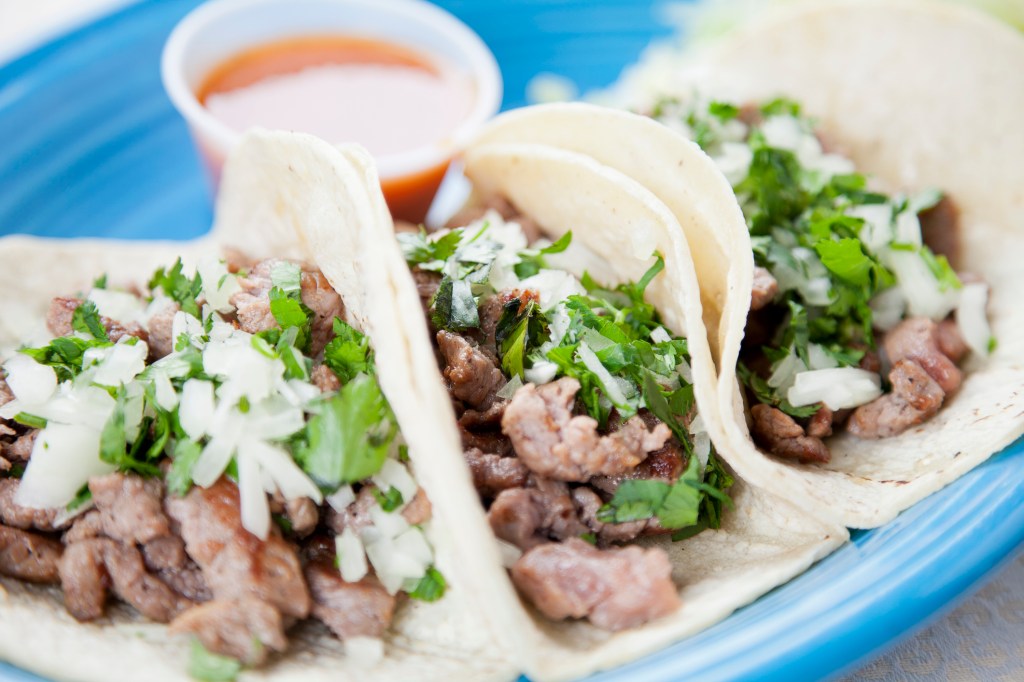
[
  {"left": 848, "top": 360, "right": 945, "bottom": 439},
  {"left": 89, "top": 473, "right": 170, "bottom": 546},
  {"left": 59, "top": 538, "right": 192, "bottom": 622},
  {"left": 46, "top": 296, "right": 147, "bottom": 343},
  {"left": 436, "top": 331, "right": 507, "bottom": 410},
  {"left": 918, "top": 196, "right": 961, "bottom": 269},
  {"left": 488, "top": 479, "right": 588, "bottom": 550},
  {"left": 464, "top": 447, "right": 529, "bottom": 498},
  {"left": 325, "top": 485, "right": 377, "bottom": 536},
  {"left": 750, "top": 404, "right": 830, "bottom": 464},
  {"left": 401, "top": 488, "right": 432, "bottom": 526},
  {"left": 511, "top": 538, "right": 680, "bottom": 630},
  {"left": 145, "top": 301, "right": 179, "bottom": 360},
  {"left": 165, "top": 477, "right": 310, "bottom": 620},
  {"left": 170, "top": 597, "right": 287, "bottom": 666},
  {"left": 300, "top": 269, "right": 345, "bottom": 357},
  {"left": 884, "top": 317, "right": 962, "bottom": 394},
  {"left": 3, "top": 431, "right": 36, "bottom": 462},
  {"left": 502, "top": 378, "right": 671, "bottom": 481},
  {"left": 750, "top": 266, "right": 779, "bottom": 311},
  {"left": 311, "top": 364, "right": 341, "bottom": 393},
  {"left": 304, "top": 560, "right": 397, "bottom": 640},
  {"left": 0, "top": 479, "right": 62, "bottom": 531},
  {"left": 0, "top": 524, "right": 62, "bottom": 583}
]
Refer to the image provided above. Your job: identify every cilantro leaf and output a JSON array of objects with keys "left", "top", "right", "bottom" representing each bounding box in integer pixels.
[
  {"left": 269, "top": 261, "right": 301, "bottom": 294},
  {"left": 149, "top": 259, "right": 202, "bottom": 318},
  {"left": 98, "top": 391, "right": 160, "bottom": 477},
  {"left": 656, "top": 456, "right": 703, "bottom": 529},
  {"left": 167, "top": 440, "right": 202, "bottom": 497},
  {"left": 596, "top": 480, "right": 670, "bottom": 524},
  {"left": 188, "top": 639, "right": 241, "bottom": 682},
  {"left": 815, "top": 238, "right": 874, "bottom": 287},
  {"left": 372, "top": 485, "right": 404, "bottom": 512},
  {"left": 399, "top": 229, "right": 463, "bottom": 267},
  {"left": 496, "top": 298, "right": 544, "bottom": 379},
  {"left": 431, "top": 277, "right": 479, "bottom": 331},
  {"left": 323, "top": 318, "right": 372, "bottom": 384},
  {"left": 66, "top": 485, "right": 92, "bottom": 513},
  {"left": 71, "top": 301, "right": 109, "bottom": 341},
  {"left": 20, "top": 336, "right": 111, "bottom": 382},
  {"left": 409, "top": 566, "right": 447, "bottom": 602},
  {"left": 299, "top": 375, "right": 397, "bottom": 488}
]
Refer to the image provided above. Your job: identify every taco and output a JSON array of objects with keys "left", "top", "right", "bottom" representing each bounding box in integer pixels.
[
  {"left": 293, "top": 120, "right": 848, "bottom": 679},
  {"left": 475, "top": 0, "right": 1024, "bottom": 528},
  {"left": 0, "top": 131, "right": 514, "bottom": 682}
]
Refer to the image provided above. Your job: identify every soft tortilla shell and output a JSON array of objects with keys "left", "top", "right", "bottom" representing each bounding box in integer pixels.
[
  {"left": 0, "top": 130, "right": 513, "bottom": 682},
  {"left": 362, "top": 140, "right": 847, "bottom": 681},
  {"left": 683, "top": 0, "right": 1024, "bottom": 528}
]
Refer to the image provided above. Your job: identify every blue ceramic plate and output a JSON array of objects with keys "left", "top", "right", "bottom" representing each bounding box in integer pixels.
[{"left": 0, "top": 1, "right": 1021, "bottom": 680}]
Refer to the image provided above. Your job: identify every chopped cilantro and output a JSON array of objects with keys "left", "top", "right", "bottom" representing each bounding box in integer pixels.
[
  {"left": 98, "top": 391, "right": 160, "bottom": 477},
  {"left": 269, "top": 261, "right": 301, "bottom": 294},
  {"left": 13, "top": 412, "right": 47, "bottom": 430},
  {"left": 71, "top": 301, "right": 109, "bottom": 342},
  {"left": 298, "top": 375, "right": 397, "bottom": 488},
  {"left": 66, "top": 485, "right": 92, "bottom": 513},
  {"left": 188, "top": 639, "right": 241, "bottom": 682},
  {"left": 372, "top": 485, "right": 404, "bottom": 512},
  {"left": 323, "top": 318, "right": 372, "bottom": 384},
  {"left": 149, "top": 259, "right": 202, "bottom": 318},
  {"left": 514, "top": 231, "right": 573, "bottom": 279},
  {"left": 431, "top": 277, "right": 479, "bottom": 331},
  {"left": 92, "top": 273, "right": 108, "bottom": 289},
  {"left": 167, "top": 440, "right": 202, "bottom": 497},
  {"left": 408, "top": 566, "right": 447, "bottom": 602},
  {"left": 579, "top": 532, "right": 597, "bottom": 545},
  {"left": 496, "top": 298, "right": 544, "bottom": 379},
  {"left": 268, "top": 287, "right": 312, "bottom": 350},
  {"left": 398, "top": 228, "right": 462, "bottom": 266}
]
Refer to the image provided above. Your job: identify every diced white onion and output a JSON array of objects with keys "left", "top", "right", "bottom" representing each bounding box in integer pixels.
[
  {"left": 179, "top": 379, "right": 215, "bottom": 441},
  {"left": 517, "top": 270, "right": 586, "bottom": 311},
  {"left": 887, "top": 250, "right": 959, "bottom": 320},
  {"left": 365, "top": 538, "right": 428, "bottom": 595},
  {"left": 807, "top": 344, "right": 839, "bottom": 371},
  {"left": 243, "top": 439, "right": 323, "bottom": 504},
  {"left": 197, "top": 257, "right": 241, "bottom": 314},
  {"left": 151, "top": 371, "right": 179, "bottom": 411},
  {"left": 712, "top": 142, "right": 753, "bottom": 185},
  {"left": 123, "top": 382, "right": 146, "bottom": 444},
  {"left": 32, "top": 385, "right": 115, "bottom": 428},
  {"left": 3, "top": 354, "right": 57, "bottom": 405},
  {"left": 956, "top": 283, "right": 992, "bottom": 357},
  {"left": 849, "top": 204, "right": 893, "bottom": 253},
  {"left": 93, "top": 341, "right": 148, "bottom": 387},
  {"left": 676, "top": 358, "right": 693, "bottom": 384},
  {"left": 368, "top": 503, "right": 410, "bottom": 541},
  {"left": 237, "top": 451, "right": 270, "bottom": 540},
  {"left": 870, "top": 287, "right": 907, "bottom": 332},
  {"left": 246, "top": 397, "right": 305, "bottom": 441},
  {"left": 344, "top": 637, "right": 384, "bottom": 666},
  {"left": 326, "top": 484, "right": 356, "bottom": 512},
  {"left": 372, "top": 459, "right": 418, "bottom": 504},
  {"left": 336, "top": 527, "right": 368, "bottom": 583},
  {"left": 787, "top": 368, "right": 882, "bottom": 410},
  {"left": 767, "top": 351, "right": 803, "bottom": 391},
  {"left": 801, "top": 277, "right": 833, "bottom": 306},
  {"left": 578, "top": 343, "right": 629, "bottom": 407},
  {"left": 894, "top": 210, "right": 923, "bottom": 246},
  {"left": 392, "top": 526, "right": 433, "bottom": 566},
  {"left": 15, "top": 424, "right": 112, "bottom": 509},
  {"left": 171, "top": 310, "right": 205, "bottom": 349},
  {"left": 650, "top": 326, "right": 672, "bottom": 345},
  {"left": 87, "top": 288, "right": 146, "bottom": 325},
  {"left": 496, "top": 375, "right": 524, "bottom": 400},
  {"left": 693, "top": 432, "right": 712, "bottom": 470},
  {"left": 191, "top": 436, "right": 237, "bottom": 488},
  {"left": 524, "top": 361, "right": 559, "bottom": 386},
  {"left": 496, "top": 540, "right": 523, "bottom": 568}
]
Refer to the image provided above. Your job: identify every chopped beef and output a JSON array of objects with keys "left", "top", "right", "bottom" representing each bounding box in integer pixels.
[
  {"left": 0, "top": 457, "right": 8, "bottom": 472},
  {"left": 477, "top": 294, "right": 506, "bottom": 354},
  {"left": 141, "top": 534, "right": 186, "bottom": 570},
  {"left": 502, "top": 378, "right": 671, "bottom": 481},
  {"left": 751, "top": 267, "right": 779, "bottom": 311},
  {"left": 459, "top": 425, "right": 514, "bottom": 457},
  {"left": 937, "top": 318, "right": 969, "bottom": 364},
  {"left": 300, "top": 269, "right": 345, "bottom": 356},
  {"left": 89, "top": 473, "right": 170, "bottom": 545},
  {"left": 571, "top": 487, "right": 648, "bottom": 545},
  {"left": 806, "top": 405, "right": 834, "bottom": 439},
  {"left": 0, "top": 378, "right": 13, "bottom": 409},
  {"left": 848, "top": 360, "right": 945, "bottom": 439},
  {"left": 305, "top": 560, "right": 397, "bottom": 640},
  {"left": 325, "top": 485, "right": 377, "bottom": 536},
  {"left": 0, "top": 524, "right": 62, "bottom": 583},
  {"left": 413, "top": 270, "right": 442, "bottom": 309},
  {"left": 3, "top": 430, "right": 37, "bottom": 462},
  {"left": 170, "top": 597, "right": 287, "bottom": 666},
  {"left": 285, "top": 497, "right": 319, "bottom": 538},
  {"left": 46, "top": 296, "right": 147, "bottom": 343},
  {"left": 60, "top": 538, "right": 192, "bottom": 622},
  {"left": 437, "top": 331, "right": 507, "bottom": 410},
  {"left": 883, "top": 317, "right": 962, "bottom": 394},
  {"left": 459, "top": 400, "right": 508, "bottom": 430},
  {"left": 750, "top": 404, "right": 830, "bottom": 464},
  {"left": 165, "top": 477, "right": 310, "bottom": 620},
  {"left": 401, "top": 488, "right": 432, "bottom": 526},
  {"left": 919, "top": 196, "right": 961, "bottom": 269},
  {"left": 311, "top": 364, "right": 341, "bottom": 393},
  {"left": 859, "top": 349, "right": 882, "bottom": 374},
  {"left": 64, "top": 510, "right": 104, "bottom": 544},
  {"left": 0, "top": 479, "right": 62, "bottom": 531},
  {"left": 464, "top": 447, "right": 530, "bottom": 498},
  {"left": 590, "top": 411, "right": 686, "bottom": 495},
  {"left": 487, "top": 479, "right": 587, "bottom": 550},
  {"left": 146, "top": 301, "right": 179, "bottom": 360},
  {"left": 510, "top": 538, "right": 680, "bottom": 630}
]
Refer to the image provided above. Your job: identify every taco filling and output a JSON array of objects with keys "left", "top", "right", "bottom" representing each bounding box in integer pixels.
[
  {"left": 0, "top": 254, "right": 445, "bottom": 675},
  {"left": 400, "top": 204, "right": 733, "bottom": 631},
  {"left": 642, "top": 97, "right": 992, "bottom": 464}
]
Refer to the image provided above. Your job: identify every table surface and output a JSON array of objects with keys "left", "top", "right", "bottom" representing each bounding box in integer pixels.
[{"left": 0, "top": 1, "right": 1020, "bottom": 681}]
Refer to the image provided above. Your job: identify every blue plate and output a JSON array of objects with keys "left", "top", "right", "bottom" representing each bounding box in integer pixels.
[{"left": 0, "top": 1, "right": 1021, "bottom": 680}]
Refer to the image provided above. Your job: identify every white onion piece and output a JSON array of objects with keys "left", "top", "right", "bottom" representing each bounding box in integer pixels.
[
  {"left": 243, "top": 439, "right": 322, "bottom": 504},
  {"left": 191, "top": 437, "right": 237, "bottom": 488},
  {"left": 650, "top": 326, "right": 672, "bottom": 345},
  {"left": 151, "top": 371, "right": 179, "bottom": 412},
  {"left": 368, "top": 503, "right": 410, "bottom": 541},
  {"left": 15, "top": 424, "right": 112, "bottom": 509},
  {"left": 197, "top": 257, "right": 241, "bottom": 314},
  {"left": 3, "top": 354, "right": 57, "bottom": 405},
  {"left": 33, "top": 385, "right": 115, "bottom": 428},
  {"left": 392, "top": 527, "right": 433, "bottom": 566},
  {"left": 365, "top": 539, "right": 428, "bottom": 594},
  {"left": 676, "top": 358, "right": 693, "bottom": 384},
  {"left": 179, "top": 379, "right": 215, "bottom": 441},
  {"left": 888, "top": 250, "right": 959, "bottom": 320},
  {"left": 94, "top": 341, "right": 148, "bottom": 387},
  {"left": 956, "top": 283, "right": 992, "bottom": 357},
  {"left": 326, "top": 484, "right": 356, "bottom": 512},
  {"left": 894, "top": 210, "right": 923, "bottom": 246},
  {"left": 849, "top": 204, "right": 893, "bottom": 253},
  {"left": 496, "top": 540, "right": 523, "bottom": 568},
  {"left": 787, "top": 368, "right": 882, "bottom": 410},
  {"left": 870, "top": 287, "right": 907, "bottom": 332},
  {"left": 171, "top": 310, "right": 205, "bottom": 349},
  {"left": 496, "top": 375, "right": 524, "bottom": 400},
  {"left": 344, "top": 637, "right": 384, "bottom": 666},
  {"left": 237, "top": 451, "right": 270, "bottom": 540},
  {"left": 578, "top": 343, "right": 628, "bottom": 407},
  {"left": 336, "top": 527, "right": 368, "bottom": 583},
  {"left": 524, "top": 361, "right": 558, "bottom": 386},
  {"left": 87, "top": 288, "right": 146, "bottom": 325},
  {"left": 517, "top": 270, "right": 586, "bottom": 311},
  {"left": 693, "top": 432, "right": 712, "bottom": 469},
  {"left": 123, "top": 383, "right": 146, "bottom": 444},
  {"left": 712, "top": 142, "right": 753, "bottom": 185},
  {"left": 807, "top": 344, "right": 839, "bottom": 371},
  {"left": 372, "top": 459, "right": 418, "bottom": 504},
  {"left": 767, "top": 351, "right": 802, "bottom": 390},
  {"left": 247, "top": 399, "right": 305, "bottom": 441}
]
